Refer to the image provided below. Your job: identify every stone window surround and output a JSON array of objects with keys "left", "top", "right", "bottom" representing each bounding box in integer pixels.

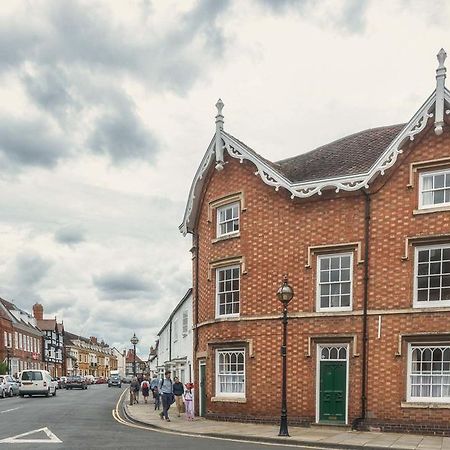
[
  {"left": 407, "top": 157, "right": 450, "bottom": 215},
  {"left": 396, "top": 334, "right": 450, "bottom": 408},
  {"left": 208, "top": 192, "right": 245, "bottom": 243},
  {"left": 206, "top": 339, "right": 251, "bottom": 404}
]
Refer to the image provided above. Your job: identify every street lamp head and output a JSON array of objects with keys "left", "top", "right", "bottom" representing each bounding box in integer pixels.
[
  {"left": 277, "top": 275, "right": 294, "bottom": 306},
  {"left": 130, "top": 333, "right": 139, "bottom": 346}
]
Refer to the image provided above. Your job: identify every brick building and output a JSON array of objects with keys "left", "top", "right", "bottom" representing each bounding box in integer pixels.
[
  {"left": 179, "top": 50, "right": 450, "bottom": 434},
  {"left": 0, "top": 298, "right": 44, "bottom": 375}
]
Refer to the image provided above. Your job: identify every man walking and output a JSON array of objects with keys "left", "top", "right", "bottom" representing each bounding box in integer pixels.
[{"left": 159, "top": 371, "right": 173, "bottom": 422}]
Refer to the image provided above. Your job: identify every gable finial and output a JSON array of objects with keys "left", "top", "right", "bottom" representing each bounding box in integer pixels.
[
  {"left": 215, "top": 99, "right": 225, "bottom": 170},
  {"left": 434, "top": 48, "right": 447, "bottom": 135}
]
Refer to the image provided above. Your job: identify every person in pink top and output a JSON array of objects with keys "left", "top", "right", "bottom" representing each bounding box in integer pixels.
[{"left": 183, "top": 382, "right": 194, "bottom": 420}]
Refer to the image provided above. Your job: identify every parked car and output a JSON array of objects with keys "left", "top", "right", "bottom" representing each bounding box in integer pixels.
[
  {"left": 84, "top": 375, "right": 95, "bottom": 385},
  {"left": 2, "top": 375, "right": 19, "bottom": 397},
  {"left": 122, "top": 376, "right": 133, "bottom": 384},
  {"left": 65, "top": 376, "right": 88, "bottom": 390},
  {"left": 51, "top": 378, "right": 59, "bottom": 390},
  {"left": 59, "top": 376, "right": 67, "bottom": 388},
  {"left": 108, "top": 375, "right": 121, "bottom": 388},
  {"left": 0, "top": 376, "right": 7, "bottom": 398},
  {"left": 95, "top": 377, "right": 107, "bottom": 384},
  {"left": 19, "top": 370, "right": 56, "bottom": 397}
]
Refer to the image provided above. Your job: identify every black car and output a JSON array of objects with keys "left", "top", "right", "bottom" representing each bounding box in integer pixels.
[{"left": 65, "top": 376, "right": 88, "bottom": 390}]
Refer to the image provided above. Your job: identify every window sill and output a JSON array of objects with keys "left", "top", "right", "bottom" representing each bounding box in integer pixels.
[
  {"left": 316, "top": 308, "right": 353, "bottom": 313},
  {"left": 211, "top": 396, "right": 246, "bottom": 403},
  {"left": 401, "top": 402, "right": 450, "bottom": 409},
  {"left": 212, "top": 232, "right": 240, "bottom": 244},
  {"left": 413, "top": 205, "right": 450, "bottom": 215},
  {"left": 413, "top": 301, "right": 450, "bottom": 309}
]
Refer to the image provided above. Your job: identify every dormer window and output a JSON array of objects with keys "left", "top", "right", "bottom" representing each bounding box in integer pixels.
[
  {"left": 217, "top": 202, "right": 239, "bottom": 237},
  {"left": 419, "top": 169, "right": 450, "bottom": 209}
]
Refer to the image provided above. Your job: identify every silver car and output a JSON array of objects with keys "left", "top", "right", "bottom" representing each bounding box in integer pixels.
[{"left": 0, "top": 375, "right": 19, "bottom": 397}]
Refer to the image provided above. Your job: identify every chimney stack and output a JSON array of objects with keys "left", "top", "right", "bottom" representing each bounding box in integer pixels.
[{"left": 32, "top": 303, "right": 43, "bottom": 320}]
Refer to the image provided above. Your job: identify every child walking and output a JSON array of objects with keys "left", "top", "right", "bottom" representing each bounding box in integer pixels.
[
  {"left": 184, "top": 383, "right": 194, "bottom": 420},
  {"left": 153, "top": 385, "right": 161, "bottom": 410}
]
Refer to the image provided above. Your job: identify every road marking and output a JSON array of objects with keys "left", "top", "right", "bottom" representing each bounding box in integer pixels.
[
  {"left": 112, "top": 390, "right": 332, "bottom": 449},
  {"left": 0, "top": 407, "right": 21, "bottom": 414},
  {"left": 0, "top": 427, "right": 62, "bottom": 444}
]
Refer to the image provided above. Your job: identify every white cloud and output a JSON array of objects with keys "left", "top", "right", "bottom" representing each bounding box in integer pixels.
[{"left": 0, "top": 0, "right": 449, "bottom": 356}]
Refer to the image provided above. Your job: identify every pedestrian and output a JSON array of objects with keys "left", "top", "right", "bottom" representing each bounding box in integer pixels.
[
  {"left": 141, "top": 378, "right": 150, "bottom": 404},
  {"left": 130, "top": 377, "right": 140, "bottom": 404},
  {"left": 153, "top": 385, "right": 161, "bottom": 410},
  {"left": 173, "top": 377, "right": 184, "bottom": 417},
  {"left": 150, "top": 374, "right": 159, "bottom": 391},
  {"left": 184, "top": 382, "right": 194, "bottom": 420},
  {"left": 159, "top": 370, "right": 174, "bottom": 422}
]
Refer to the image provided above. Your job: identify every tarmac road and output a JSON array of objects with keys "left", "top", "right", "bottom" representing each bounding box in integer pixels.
[{"left": 0, "top": 384, "right": 319, "bottom": 450}]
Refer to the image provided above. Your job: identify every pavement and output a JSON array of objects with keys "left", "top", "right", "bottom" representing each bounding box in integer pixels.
[{"left": 124, "top": 399, "right": 450, "bottom": 450}]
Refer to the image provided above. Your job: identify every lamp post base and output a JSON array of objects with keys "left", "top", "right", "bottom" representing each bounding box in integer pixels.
[{"left": 278, "top": 417, "right": 289, "bottom": 437}]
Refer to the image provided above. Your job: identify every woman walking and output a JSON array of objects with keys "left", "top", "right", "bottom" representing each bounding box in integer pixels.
[
  {"left": 141, "top": 378, "right": 150, "bottom": 404},
  {"left": 173, "top": 377, "right": 184, "bottom": 417}
]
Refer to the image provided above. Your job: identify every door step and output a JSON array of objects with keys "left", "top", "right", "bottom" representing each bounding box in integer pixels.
[{"left": 311, "top": 423, "right": 351, "bottom": 431}]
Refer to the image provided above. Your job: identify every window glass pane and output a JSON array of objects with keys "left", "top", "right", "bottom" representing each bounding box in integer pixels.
[
  {"left": 431, "top": 249, "right": 442, "bottom": 261},
  {"left": 435, "top": 174, "right": 445, "bottom": 189},
  {"left": 341, "top": 256, "right": 351, "bottom": 268},
  {"left": 422, "top": 192, "right": 433, "bottom": 205},
  {"left": 418, "top": 263, "right": 429, "bottom": 276},
  {"left": 330, "top": 257, "right": 340, "bottom": 269},
  {"left": 320, "top": 271, "right": 329, "bottom": 283},
  {"left": 330, "top": 270, "right": 339, "bottom": 282},
  {"left": 320, "top": 258, "right": 329, "bottom": 270},
  {"left": 422, "top": 175, "right": 433, "bottom": 190},
  {"left": 418, "top": 250, "right": 429, "bottom": 263},
  {"left": 435, "top": 190, "right": 445, "bottom": 204},
  {"left": 417, "top": 277, "right": 428, "bottom": 289}
]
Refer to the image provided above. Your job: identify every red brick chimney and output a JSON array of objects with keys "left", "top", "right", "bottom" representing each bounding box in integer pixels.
[
  {"left": 33, "top": 303, "right": 43, "bottom": 320},
  {"left": 90, "top": 336, "right": 98, "bottom": 344}
]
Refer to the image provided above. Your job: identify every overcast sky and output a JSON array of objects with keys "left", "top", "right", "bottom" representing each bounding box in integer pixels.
[{"left": 0, "top": 0, "right": 449, "bottom": 357}]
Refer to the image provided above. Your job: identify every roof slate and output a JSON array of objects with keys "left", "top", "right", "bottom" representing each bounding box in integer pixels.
[{"left": 272, "top": 124, "right": 405, "bottom": 183}]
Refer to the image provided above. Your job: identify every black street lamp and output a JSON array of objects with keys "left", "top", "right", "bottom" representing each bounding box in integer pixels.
[
  {"left": 130, "top": 333, "right": 139, "bottom": 377},
  {"left": 277, "top": 275, "right": 294, "bottom": 437}
]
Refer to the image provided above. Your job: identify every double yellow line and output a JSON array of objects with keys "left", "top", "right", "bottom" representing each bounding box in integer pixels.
[{"left": 112, "top": 391, "right": 328, "bottom": 449}]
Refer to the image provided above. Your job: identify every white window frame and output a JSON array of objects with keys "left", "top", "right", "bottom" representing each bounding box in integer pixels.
[
  {"left": 419, "top": 169, "right": 450, "bottom": 210},
  {"left": 216, "top": 202, "right": 240, "bottom": 238},
  {"left": 215, "top": 348, "right": 246, "bottom": 398},
  {"left": 316, "top": 252, "right": 353, "bottom": 312},
  {"left": 413, "top": 244, "right": 450, "bottom": 308},
  {"left": 407, "top": 343, "right": 450, "bottom": 403},
  {"left": 215, "top": 265, "right": 240, "bottom": 318}
]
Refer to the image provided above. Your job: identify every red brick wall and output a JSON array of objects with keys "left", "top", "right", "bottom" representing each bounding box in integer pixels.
[{"left": 192, "top": 124, "right": 450, "bottom": 433}]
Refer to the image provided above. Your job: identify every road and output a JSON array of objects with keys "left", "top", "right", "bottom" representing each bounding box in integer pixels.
[{"left": 0, "top": 385, "right": 317, "bottom": 450}]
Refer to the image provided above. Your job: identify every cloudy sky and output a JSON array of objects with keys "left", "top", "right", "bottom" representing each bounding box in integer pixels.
[{"left": 0, "top": 0, "right": 449, "bottom": 357}]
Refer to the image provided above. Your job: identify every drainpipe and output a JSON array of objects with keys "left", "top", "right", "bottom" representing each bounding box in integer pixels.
[
  {"left": 169, "top": 321, "right": 172, "bottom": 363},
  {"left": 360, "top": 190, "right": 371, "bottom": 428},
  {"left": 193, "top": 232, "right": 199, "bottom": 354}
]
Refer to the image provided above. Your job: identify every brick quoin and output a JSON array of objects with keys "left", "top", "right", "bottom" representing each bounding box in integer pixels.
[{"left": 187, "top": 115, "right": 450, "bottom": 434}]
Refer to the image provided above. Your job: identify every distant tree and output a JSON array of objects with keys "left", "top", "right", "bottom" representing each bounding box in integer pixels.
[{"left": 0, "top": 361, "right": 7, "bottom": 375}]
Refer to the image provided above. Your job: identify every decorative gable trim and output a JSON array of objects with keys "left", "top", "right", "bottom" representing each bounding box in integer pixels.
[{"left": 180, "top": 61, "right": 450, "bottom": 236}]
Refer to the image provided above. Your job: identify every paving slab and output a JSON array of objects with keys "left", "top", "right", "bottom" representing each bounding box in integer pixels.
[{"left": 124, "top": 401, "right": 446, "bottom": 450}]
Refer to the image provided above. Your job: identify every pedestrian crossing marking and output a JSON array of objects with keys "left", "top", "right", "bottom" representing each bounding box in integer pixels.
[{"left": 0, "top": 427, "right": 62, "bottom": 444}]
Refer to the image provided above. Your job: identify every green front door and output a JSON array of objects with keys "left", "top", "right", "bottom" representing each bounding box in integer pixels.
[
  {"left": 319, "top": 361, "right": 346, "bottom": 423},
  {"left": 199, "top": 363, "right": 206, "bottom": 417}
]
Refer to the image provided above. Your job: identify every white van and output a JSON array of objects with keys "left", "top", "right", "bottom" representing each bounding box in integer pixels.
[{"left": 19, "top": 370, "right": 56, "bottom": 397}]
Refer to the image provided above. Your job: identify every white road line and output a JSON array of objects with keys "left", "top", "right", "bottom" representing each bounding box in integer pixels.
[
  {"left": 0, "top": 407, "right": 21, "bottom": 414},
  {"left": 0, "top": 427, "right": 62, "bottom": 444}
]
